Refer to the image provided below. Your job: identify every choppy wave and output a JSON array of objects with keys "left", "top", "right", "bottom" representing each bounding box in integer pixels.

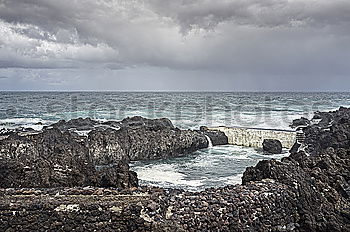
[
  {"left": 131, "top": 145, "right": 289, "bottom": 191},
  {"left": 0, "top": 117, "right": 53, "bottom": 130},
  {"left": 131, "top": 163, "right": 204, "bottom": 190}
]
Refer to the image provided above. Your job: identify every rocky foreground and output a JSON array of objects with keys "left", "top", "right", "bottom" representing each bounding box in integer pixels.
[{"left": 1, "top": 109, "right": 350, "bottom": 231}]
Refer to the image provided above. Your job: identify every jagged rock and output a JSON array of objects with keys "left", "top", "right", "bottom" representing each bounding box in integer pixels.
[
  {"left": 50, "top": 117, "right": 98, "bottom": 131},
  {"left": 88, "top": 117, "right": 208, "bottom": 162},
  {"left": 290, "top": 117, "right": 310, "bottom": 128},
  {"left": 262, "top": 139, "right": 282, "bottom": 154},
  {"left": 243, "top": 107, "right": 350, "bottom": 232},
  {"left": 199, "top": 130, "right": 228, "bottom": 146},
  {"left": 0, "top": 116, "right": 208, "bottom": 188},
  {"left": 120, "top": 116, "right": 175, "bottom": 130},
  {"left": 97, "top": 162, "right": 138, "bottom": 189},
  {"left": 0, "top": 128, "right": 134, "bottom": 188}
]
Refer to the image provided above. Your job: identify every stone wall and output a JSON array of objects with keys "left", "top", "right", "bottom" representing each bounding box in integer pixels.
[{"left": 209, "top": 126, "right": 296, "bottom": 149}]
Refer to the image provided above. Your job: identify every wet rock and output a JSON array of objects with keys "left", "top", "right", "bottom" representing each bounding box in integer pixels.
[
  {"left": 199, "top": 129, "right": 228, "bottom": 146},
  {"left": 262, "top": 139, "right": 282, "bottom": 154},
  {"left": 290, "top": 117, "right": 310, "bottom": 128},
  {"left": 120, "top": 116, "right": 175, "bottom": 130}
]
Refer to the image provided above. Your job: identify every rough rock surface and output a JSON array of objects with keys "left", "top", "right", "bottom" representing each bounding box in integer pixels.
[
  {"left": 0, "top": 128, "right": 137, "bottom": 189},
  {"left": 199, "top": 126, "right": 228, "bottom": 146},
  {"left": 290, "top": 117, "right": 310, "bottom": 128},
  {"left": 0, "top": 181, "right": 298, "bottom": 232},
  {"left": 243, "top": 107, "right": 350, "bottom": 231},
  {"left": 88, "top": 116, "right": 208, "bottom": 162},
  {"left": 1, "top": 109, "right": 350, "bottom": 231},
  {"left": 0, "top": 116, "right": 208, "bottom": 188},
  {"left": 263, "top": 139, "right": 283, "bottom": 154}
]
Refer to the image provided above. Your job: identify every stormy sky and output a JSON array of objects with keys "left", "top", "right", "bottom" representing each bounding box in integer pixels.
[{"left": 0, "top": 0, "right": 349, "bottom": 91}]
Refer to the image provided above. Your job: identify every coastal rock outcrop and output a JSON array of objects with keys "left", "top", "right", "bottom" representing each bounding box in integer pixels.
[
  {"left": 199, "top": 126, "right": 228, "bottom": 146},
  {"left": 0, "top": 128, "right": 137, "bottom": 188},
  {"left": 88, "top": 116, "right": 208, "bottom": 162},
  {"left": 0, "top": 116, "right": 208, "bottom": 188},
  {"left": 243, "top": 107, "right": 350, "bottom": 231},
  {"left": 262, "top": 139, "right": 282, "bottom": 154},
  {"left": 290, "top": 117, "right": 310, "bottom": 128}
]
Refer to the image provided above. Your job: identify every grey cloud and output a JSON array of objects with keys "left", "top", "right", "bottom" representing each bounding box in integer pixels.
[
  {"left": 148, "top": 0, "right": 350, "bottom": 33},
  {"left": 0, "top": 0, "right": 349, "bottom": 83}
]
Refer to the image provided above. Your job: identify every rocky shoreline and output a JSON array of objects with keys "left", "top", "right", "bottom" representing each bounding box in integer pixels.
[
  {"left": 0, "top": 116, "right": 228, "bottom": 189},
  {"left": 1, "top": 108, "right": 350, "bottom": 231}
]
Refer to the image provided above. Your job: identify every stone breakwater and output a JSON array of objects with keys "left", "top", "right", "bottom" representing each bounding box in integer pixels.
[
  {"left": 1, "top": 108, "right": 350, "bottom": 231},
  {"left": 209, "top": 126, "right": 296, "bottom": 149}
]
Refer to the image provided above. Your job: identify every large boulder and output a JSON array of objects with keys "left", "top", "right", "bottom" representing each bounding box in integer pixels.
[
  {"left": 290, "top": 117, "right": 310, "bottom": 128},
  {"left": 262, "top": 139, "right": 282, "bottom": 154},
  {"left": 199, "top": 126, "right": 228, "bottom": 146}
]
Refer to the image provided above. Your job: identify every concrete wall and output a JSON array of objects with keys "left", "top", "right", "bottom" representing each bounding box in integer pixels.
[{"left": 209, "top": 127, "right": 296, "bottom": 149}]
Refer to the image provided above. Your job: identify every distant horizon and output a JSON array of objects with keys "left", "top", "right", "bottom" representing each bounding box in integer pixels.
[{"left": 1, "top": 90, "right": 350, "bottom": 93}]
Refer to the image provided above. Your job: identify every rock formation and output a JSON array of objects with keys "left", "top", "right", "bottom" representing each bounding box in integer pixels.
[
  {"left": 290, "top": 117, "right": 310, "bottom": 128},
  {"left": 199, "top": 126, "right": 228, "bottom": 146},
  {"left": 262, "top": 139, "right": 282, "bottom": 154},
  {"left": 243, "top": 107, "right": 350, "bottom": 231},
  {"left": 0, "top": 116, "right": 208, "bottom": 188},
  {"left": 1, "top": 109, "right": 350, "bottom": 231},
  {"left": 0, "top": 128, "right": 137, "bottom": 189}
]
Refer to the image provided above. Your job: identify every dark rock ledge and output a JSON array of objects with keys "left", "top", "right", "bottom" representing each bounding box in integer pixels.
[
  {"left": 1, "top": 108, "right": 350, "bottom": 231},
  {"left": 0, "top": 116, "right": 208, "bottom": 189}
]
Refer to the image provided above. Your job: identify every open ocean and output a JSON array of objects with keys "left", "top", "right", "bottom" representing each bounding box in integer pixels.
[{"left": 1, "top": 92, "right": 350, "bottom": 191}]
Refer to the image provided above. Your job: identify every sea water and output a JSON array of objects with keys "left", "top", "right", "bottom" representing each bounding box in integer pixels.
[{"left": 1, "top": 92, "right": 350, "bottom": 190}]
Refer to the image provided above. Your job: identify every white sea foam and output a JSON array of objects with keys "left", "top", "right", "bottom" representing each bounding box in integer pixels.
[
  {"left": 204, "top": 135, "right": 213, "bottom": 148},
  {"left": 133, "top": 163, "right": 203, "bottom": 187},
  {"left": 223, "top": 173, "right": 243, "bottom": 185},
  {"left": 0, "top": 117, "right": 52, "bottom": 130}
]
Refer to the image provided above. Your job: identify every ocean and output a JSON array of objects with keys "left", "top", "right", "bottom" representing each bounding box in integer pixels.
[{"left": 1, "top": 92, "right": 350, "bottom": 191}]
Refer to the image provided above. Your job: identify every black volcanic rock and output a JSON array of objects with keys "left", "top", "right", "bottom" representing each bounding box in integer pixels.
[
  {"left": 120, "top": 116, "right": 175, "bottom": 130},
  {"left": 0, "top": 116, "right": 208, "bottom": 188},
  {"left": 89, "top": 117, "right": 208, "bottom": 162},
  {"left": 3, "top": 110, "right": 350, "bottom": 231},
  {"left": 96, "top": 162, "right": 138, "bottom": 189},
  {"left": 243, "top": 107, "right": 350, "bottom": 232},
  {"left": 290, "top": 117, "right": 310, "bottom": 128},
  {"left": 50, "top": 117, "right": 98, "bottom": 131},
  {"left": 262, "top": 139, "right": 282, "bottom": 154},
  {"left": 0, "top": 128, "right": 136, "bottom": 189},
  {"left": 199, "top": 129, "right": 228, "bottom": 146}
]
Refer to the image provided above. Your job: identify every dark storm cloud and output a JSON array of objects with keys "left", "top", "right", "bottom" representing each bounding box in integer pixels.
[
  {"left": 0, "top": 0, "right": 350, "bottom": 90},
  {"left": 148, "top": 0, "right": 350, "bottom": 32}
]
